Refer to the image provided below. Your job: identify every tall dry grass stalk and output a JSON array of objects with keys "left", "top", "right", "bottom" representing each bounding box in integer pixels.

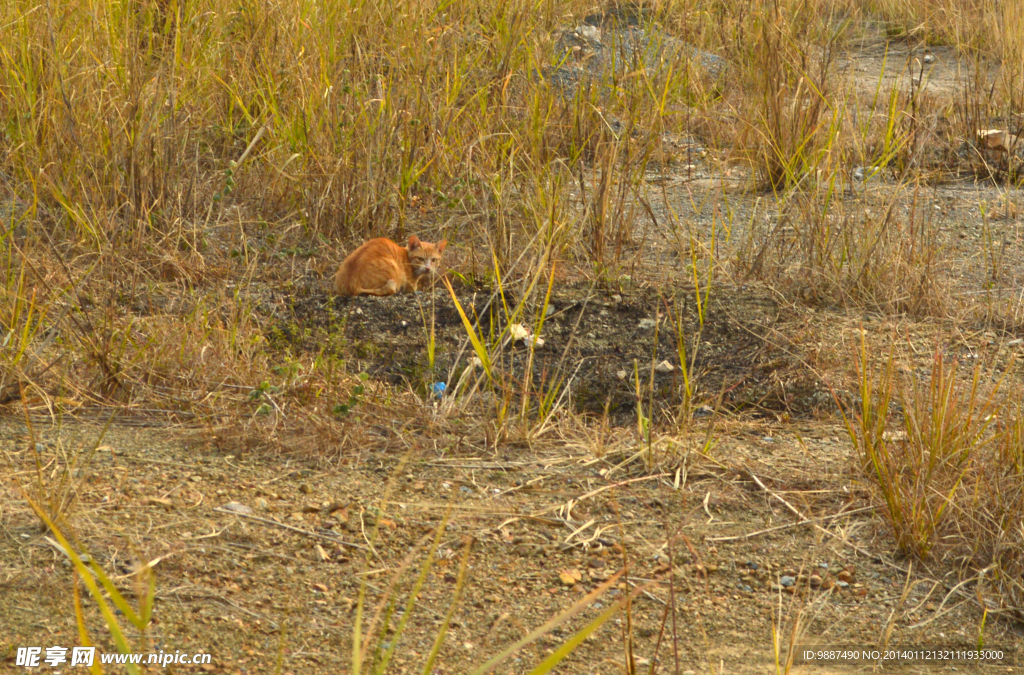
[{"left": 843, "top": 336, "right": 1024, "bottom": 615}]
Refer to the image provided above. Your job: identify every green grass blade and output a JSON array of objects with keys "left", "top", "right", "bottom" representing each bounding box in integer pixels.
[
  {"left": 525, "top": 598, "right": 624, "bottom": 674},
  {"left": 443, "top": 276, "right": 491, "bottom": 378},
  {"left": 468, "top": 568, "right": 625, "bottom": 675},
  {"left": 420, "top": 536, "right": 473, "bottom": 675},
  {"left": 24, "top": 496, "right": 142, "bottom": 675}
]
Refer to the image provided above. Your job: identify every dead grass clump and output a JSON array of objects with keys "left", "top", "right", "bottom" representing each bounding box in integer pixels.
[
  {"left": 726, "top": 0, "right": 849, "bottom": 191},
  {"left": 738, "top": 185, "right": 951, "bottom": 317},
  {"left": 844, "top": 338, "right": 1024, "bottom": 616}
]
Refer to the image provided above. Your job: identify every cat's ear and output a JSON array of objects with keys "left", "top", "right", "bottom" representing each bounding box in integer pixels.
[
  {"left": 437, "top": 240, "right": 447, "bottom": 253},
  {"left": 407, "top": 235, "right": 421, "bottom": 250}
]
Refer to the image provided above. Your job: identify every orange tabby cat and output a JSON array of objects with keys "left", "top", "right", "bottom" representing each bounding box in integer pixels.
[{"left": 334, "top": 235, "right": 447, "bottom": 296}]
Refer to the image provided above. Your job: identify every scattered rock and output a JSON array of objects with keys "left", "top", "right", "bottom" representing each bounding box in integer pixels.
[
  {"left": 654, "top": 360, "right": 675, "bottom": 373},
  {"left": 809, "top": 574, "right": 822, "bottom": 588},
  {"left": 637, "top": 318, "right": 657, "bottom": 330},
  {"left": 616, "top": 369, "right": 627, "bottom": 380},
  {"left": 221, "top": 501, "right": 253, "bottom": 515},
  {"left": 509, "top": 323, "right": 530, "bottom": 341},
  {"left": 837, "top": 569, "right": 853, "bottom": 583},
  {"left": 324, "top": 501, "right": 347, "bottom": 514},
  {"left": 509, "top": 323, "right": 544, "bottom": 348},
  {"left": 547, "top": 11, "right": 727, "bottom": 101},
  {"left": 978, "top": 129, "right": 1021, "bottom": 154},
  {"left": 780, "top": 576, "right": 796, "bottom": 588},
  {"left": 514, "top": 543, "right": 542, "bottom": 557},
  {"left": 559, "top": 569, "right": 583, "bottom": 586}
]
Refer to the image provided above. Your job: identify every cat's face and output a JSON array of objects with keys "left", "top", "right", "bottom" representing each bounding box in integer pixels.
[{"left": 407, "top": 235, "right": 447, "bottom": 278}]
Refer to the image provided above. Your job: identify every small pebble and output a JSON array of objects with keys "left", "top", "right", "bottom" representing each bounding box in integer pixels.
[
  {"left": 780, "top": 576, "right": 796, "bottom": 588},
  {"left": 221, "top": 501, "right": 253, "bottom": 515}
]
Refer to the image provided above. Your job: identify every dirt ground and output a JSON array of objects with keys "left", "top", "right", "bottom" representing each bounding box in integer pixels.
[
  {"left": 3, "top": 416, "right": 1022, "bottom": 674},
  {"left": 3, "top": 25, "right": 1024, "bottom": 675}
]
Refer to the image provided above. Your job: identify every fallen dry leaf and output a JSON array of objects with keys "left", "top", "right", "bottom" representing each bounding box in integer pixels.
[{"left": 559, "top": 569, "right": 582, "bottom": 586}]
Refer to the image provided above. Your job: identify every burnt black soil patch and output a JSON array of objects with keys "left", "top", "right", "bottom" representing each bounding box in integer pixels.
[{"left": 269, "top": 281, "right": 825, "bottom": 424}]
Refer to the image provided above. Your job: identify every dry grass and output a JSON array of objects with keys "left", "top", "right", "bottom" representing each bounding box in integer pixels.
[{"left": 2, "top": 0, "right": 1024, "bottom": 655}]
